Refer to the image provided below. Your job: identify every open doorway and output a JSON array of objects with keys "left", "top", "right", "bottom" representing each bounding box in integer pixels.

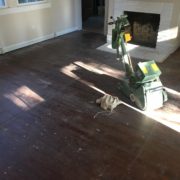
[{"left": 82, "top": 0, "right": 105, "bottom": 34}]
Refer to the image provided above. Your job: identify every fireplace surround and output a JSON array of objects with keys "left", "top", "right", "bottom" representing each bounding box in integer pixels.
[{"left": 105, "top": 0, "right": 180, "bottom": 62}]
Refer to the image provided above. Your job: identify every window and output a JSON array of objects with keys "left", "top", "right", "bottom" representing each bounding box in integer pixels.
[
  {"left": 18, "top": 0, "right": 45, "bottom": 4},
  {"left": 0, "top": 0, "right": 5, "bottom": 7}
]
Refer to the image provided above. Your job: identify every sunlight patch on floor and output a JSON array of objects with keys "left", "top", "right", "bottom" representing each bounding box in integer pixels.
[
  {"left": 158, "top": 27, "right": 178, "bottom": 42},
  {"left": 4, "top": 86, "right": 45, "bottom": 111},
  {"left": 60, "top": 63, "right": 106, "bottom": 95},
  {"left": 165, "top": 87, "right": 180, "bottom": 97},
  {"left": 116, "top": 100, "right": 180, "bottom": 133},
  {"left": 74, "top": 61, "right": 125, "bottom": 79},
  {"left": 106, "top": 43, "right": 139, "bottom": 52},
  {"left": 60, "top": 62, "right": 180, "bottom": 133}
]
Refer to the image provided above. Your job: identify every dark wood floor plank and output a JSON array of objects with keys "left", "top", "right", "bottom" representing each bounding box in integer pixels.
[{"left": 0, "top": 31, "right": 179, "bottom": 180}]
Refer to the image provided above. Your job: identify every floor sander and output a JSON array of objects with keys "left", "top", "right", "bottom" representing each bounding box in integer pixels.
[{"left": 108, "top": 15, "right": 168, "bottom": 110}]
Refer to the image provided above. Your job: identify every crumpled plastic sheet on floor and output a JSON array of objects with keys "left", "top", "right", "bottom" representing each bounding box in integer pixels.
[{"left": 96, "top": 94, "right": 122, "bottom": 112}]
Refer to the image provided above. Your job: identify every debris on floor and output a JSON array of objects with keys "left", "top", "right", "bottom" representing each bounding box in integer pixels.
[{"left": 96, "top": 94, "right": 122, "bottom": 111}]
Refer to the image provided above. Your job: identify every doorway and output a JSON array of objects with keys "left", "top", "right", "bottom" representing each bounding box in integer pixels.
[{"left": 82, "top": 0, "right": 106, "bottom": 34}]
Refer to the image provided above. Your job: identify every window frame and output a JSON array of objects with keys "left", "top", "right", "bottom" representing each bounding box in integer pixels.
[
  {"left": 17, "top": 0, "right": 47, "bottom": 7},
  {"left": 0, "top": 0, "right": 50, "bottom": 16},
  {"left": 0, "top": 0, "right": 7, "bottom": 9}
]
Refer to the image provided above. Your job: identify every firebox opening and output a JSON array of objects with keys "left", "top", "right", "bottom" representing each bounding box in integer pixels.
[{"left": 124, "top": 11, "right": 160, "bottom": 48}]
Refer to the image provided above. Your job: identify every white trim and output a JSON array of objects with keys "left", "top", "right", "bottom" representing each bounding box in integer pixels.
[
  {"left": 76, "top": 0, "right": 82, "bottom": 30},
  {"left": 107, "top": 34, "right": 111, "bottom": 42},
  {"left": 0, "top": 27, "right": 79, "bottom": 54},
  {"left": 1, "top": 33, "right": 54, "bottom": 54},
  {"left": 104, "top": 0, "right": 109, "bottom": 35},
  {"left": 54, "top": 27, "right": 79, "bottom": 37},
  {"left": 0, "top": 0, "right": 7, "bottom": 8},
  {"left": 17, "top": 0, "right": 47, "bottom": 7},
  {"left": 0, "top": 2, "right": 51, "bottom": 15}
]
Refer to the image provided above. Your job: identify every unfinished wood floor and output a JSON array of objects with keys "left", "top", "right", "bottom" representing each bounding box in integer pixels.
[{"left": 0, "top": 31, "right": 180, "bottom": 180}]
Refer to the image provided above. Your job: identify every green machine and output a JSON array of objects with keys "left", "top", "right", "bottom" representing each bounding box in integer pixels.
[{"left": 108, "top": 15, "right": 168, "bottom": 110}]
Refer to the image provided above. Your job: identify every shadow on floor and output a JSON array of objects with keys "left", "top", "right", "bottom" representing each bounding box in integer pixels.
[{"left": 0, "top": 31, "right": 180, "bottom": 180}]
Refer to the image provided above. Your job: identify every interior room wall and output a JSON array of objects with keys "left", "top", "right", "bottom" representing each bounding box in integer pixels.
[
  {"left": 0, "top": 7, "right": 53, "bottom": 51},
  {"left": 52, "top": 0, "right": 82, "bottom": 36},
  {"left": 0, "top": 0, "right": 82, "bottom": 54}
]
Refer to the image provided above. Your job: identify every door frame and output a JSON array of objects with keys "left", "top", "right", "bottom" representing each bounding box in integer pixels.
[
  {"left": 80, "top": 0, "right": 110, "bottom": 35},
  {"left": 104, "top": 0, "right": 109, "bottom": 35}
]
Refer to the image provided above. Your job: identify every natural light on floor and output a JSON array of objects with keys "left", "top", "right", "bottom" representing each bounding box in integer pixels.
[
  {"left": 74, "top": 61, "right": 125, "bottom": 79},
  {"left": 4, "top": 85, "right": 45, "bottom": 111},
  {"left": 107, "top": 43, "right": 139, "bottom": 51},
  {"left": 60, "top": 61, "right": 180, "bottom": 133},
  {"left": 165, "top": 87, "right": 180, "bottom": 97},
  {"left": 158, "top": 26, "right": 178, "bottom": 42}
]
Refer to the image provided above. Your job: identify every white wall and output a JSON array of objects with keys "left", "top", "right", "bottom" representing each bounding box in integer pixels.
[
  {"left": 0, "top": 0, "right": 82, "bottom": 54},
  {"left": 52, "top": 0, "right": 82, "bottom": 36}
]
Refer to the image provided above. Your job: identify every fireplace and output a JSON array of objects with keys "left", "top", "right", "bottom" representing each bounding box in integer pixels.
[
  {"left": 124, "top": 11, "right": 160, "bottom": 48},
  {"left": 104, "top": 0, "right": 180, "bottom": 62}
]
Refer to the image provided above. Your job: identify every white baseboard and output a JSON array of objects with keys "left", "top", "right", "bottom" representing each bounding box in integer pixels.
[
  {"left": 1, "top": 26, "right": 79, "bottom": 54},
  {"left": 54, "top": 27, "right": 79, "bottom": 37},
  {"left": 2, "top": 34, "right": 54, "bottom": 54}
]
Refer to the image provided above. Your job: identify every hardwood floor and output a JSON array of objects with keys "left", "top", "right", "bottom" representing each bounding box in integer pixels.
[{"left": 0, "top": 31, "right": 179, "bottom": 180}]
